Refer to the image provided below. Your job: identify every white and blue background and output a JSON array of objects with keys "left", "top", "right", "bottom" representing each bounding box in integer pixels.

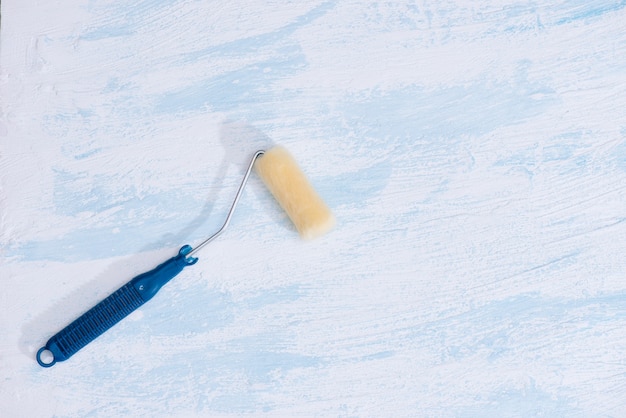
[{"left": 1, "top": 1, "right": 626, "bottom": 416}]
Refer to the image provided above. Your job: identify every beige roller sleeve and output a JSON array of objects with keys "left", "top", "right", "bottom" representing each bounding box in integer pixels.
[{"left": 255, "top": 146, "right": 335, "bottom": 239}]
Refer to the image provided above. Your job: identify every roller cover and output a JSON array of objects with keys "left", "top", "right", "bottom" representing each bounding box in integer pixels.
[{"left": 255, "top": 146, "right": 335, "bottom": 239}]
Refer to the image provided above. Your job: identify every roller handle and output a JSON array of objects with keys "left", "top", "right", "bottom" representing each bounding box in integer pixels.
[{"left": 36, "top": 245, "right": 198, "bottom": 367}]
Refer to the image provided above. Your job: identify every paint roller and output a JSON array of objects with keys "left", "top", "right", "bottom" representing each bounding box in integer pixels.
[{"left": 36, "top": 146, "right": 334, "bottom": 367}]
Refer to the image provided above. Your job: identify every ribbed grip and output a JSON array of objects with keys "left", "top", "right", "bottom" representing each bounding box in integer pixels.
[
  {"left": 47, "top": 282, "right": 145, "bottom": 362},
  {"left": 37, "top": 245, "right": 198, "bottom": 367}
]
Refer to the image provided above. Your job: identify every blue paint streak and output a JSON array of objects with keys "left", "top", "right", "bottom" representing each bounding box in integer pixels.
[
  {"left": 357, "top": 350, "right": 395, "bottom": 362},
  {"left": 86, "top": 332, "right": 321, "bottom": 414},
  {"left": 51, "top": 169, "right": 198, "bottom": 217},
  {"left": 244, "top": 284, "right": 305, "bottom": 310},
  {"left": 614, "top": 135, "right": 626, "bottom": 172},
  {"left": 10, "top": 224, "right": 194, "bottom": 262},
  {"left": 410, "top": 292, "right": 626, "bottom": 363},
  {"left": 80, "top": 25, "right": 136, "bottom": 41},
  {"left": 154, "top": 48, "right": 306, "bottom": 115},
  {"left": 7, "top": 167, "right": 224, "bottom": 261},
  {"left": 73, "top": 148, "right": 103, "bottom": 160},
  {"left": 219, "top": 348, "right": 320, "bottom": 384},
  {"left": 342, "top": 80, "right": 557, "bottom": 142},
  {"left": 317, "top": 161, "right": 392, "bottom": 208},
  {"left": 459, "top": 381, "right": 579, "bottom": 417},
  {"left": 152, "top": 2, "right": 335, "bottom": 118},
  {"left": 182, "top": 1, "right": 335, "bottom": 62},
  {"left": 145, "top": 286, "right": 236, "bottom": 335},
  {"left": 555, "top": 1, "right": 626, "bottom": 25},
  {"left": 82, "top": 0, "right": 184, "bottom": 40}
]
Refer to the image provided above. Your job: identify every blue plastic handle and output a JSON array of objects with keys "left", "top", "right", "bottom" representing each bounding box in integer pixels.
[{"left": 36, "top": 245, "right": 198, "bottom": 367}]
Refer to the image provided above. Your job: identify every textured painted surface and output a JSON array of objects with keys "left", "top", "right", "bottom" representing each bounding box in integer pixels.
[{"left": 1, "top": 1, "right": 626, "bottom": 416}]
